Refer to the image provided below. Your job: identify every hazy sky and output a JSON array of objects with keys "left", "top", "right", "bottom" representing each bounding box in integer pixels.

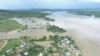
[{"left": 0, "top": 0, "right": 100, "bottom": 10}]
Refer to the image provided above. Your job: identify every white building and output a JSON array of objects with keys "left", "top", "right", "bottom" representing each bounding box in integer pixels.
[{"left": 66, "top": 53, "right": 70, "bottom": 56}]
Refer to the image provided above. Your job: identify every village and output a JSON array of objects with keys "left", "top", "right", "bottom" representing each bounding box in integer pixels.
[{"left": 0, "top": 17, "right": 82, "bottom": 56}]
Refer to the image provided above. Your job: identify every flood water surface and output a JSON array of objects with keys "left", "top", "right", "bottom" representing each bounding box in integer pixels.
[{"left": 48, "top": 12, "right": 100, "bottom": 56}]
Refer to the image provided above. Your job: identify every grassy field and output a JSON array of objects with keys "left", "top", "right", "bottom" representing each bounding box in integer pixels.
[
  {"left": 0, "top": 20, "right": 24, "bottom": 32},
  {"left": 0, "top": 39, "right": 21, "bottom": 55}
]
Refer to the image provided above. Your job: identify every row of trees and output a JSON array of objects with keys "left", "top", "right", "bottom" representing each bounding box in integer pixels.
[
  {"left": 47, "top": 25, "right": 66, "bottom": 33},
  {"left": 44, "top": 18, "right": 55, "bottom": 21}
]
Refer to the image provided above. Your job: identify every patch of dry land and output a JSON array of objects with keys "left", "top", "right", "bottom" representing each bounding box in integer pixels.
[
  {"left": 0, "top": 40, "right": 5, "bottom": 48},
  {"left": 0, "top": 40, "right": 7, "bottom": 51},
  {"left": 48, "top": 12, "right": 100, "bottom": 56}
]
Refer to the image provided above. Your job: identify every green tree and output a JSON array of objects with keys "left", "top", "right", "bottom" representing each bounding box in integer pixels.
[{"left": 42, "top": 36, "right": 47, "bottom": 41}]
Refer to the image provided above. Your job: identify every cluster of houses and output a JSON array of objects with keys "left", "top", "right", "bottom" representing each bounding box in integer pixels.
[
  {"left": 1, "top": 39, "right": 54, "bottom": 56},
  {"left": 1, "top": 40, "right": 29, "bottom": 56},
  {"left": 58, "top": 38, "right": 82, "bottom": 56},
  {"left": 1, "top": 35, "right": 82, "bottom": 56}
]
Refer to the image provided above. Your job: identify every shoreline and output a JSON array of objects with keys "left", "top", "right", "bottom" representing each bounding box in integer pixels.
[{"left": 48, "top": 12, "right": 100, "bottom": 56}]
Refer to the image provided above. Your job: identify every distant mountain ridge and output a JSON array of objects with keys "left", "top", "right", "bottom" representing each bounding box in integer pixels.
[
  {"left": 0, "top": 9, "right": 100, "bottom": 12},
  {"left": 0, "top": 9, "right": 12, "bottom": 12}
]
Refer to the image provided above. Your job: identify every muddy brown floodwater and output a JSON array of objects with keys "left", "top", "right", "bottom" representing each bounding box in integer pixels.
[{"left": 48, "top": 12, "right": 100, "bottom": 56}]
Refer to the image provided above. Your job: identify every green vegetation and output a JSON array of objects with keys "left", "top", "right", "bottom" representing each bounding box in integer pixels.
[
  {"left": 47, "top": 25, "right": 66, "bottom": 33},
  {"left": 50, "top": 35, "right": 82, "bottom": 56},
  {"left": 0, "top": 39, "right": 21, "bottom": 56},
  {"left": 0, "top": 20, "right": 24, "bottom": 32},
  {"left": 0, "top": 10, "right": 55, "bottom": 32},
  {"left": 68, "top": 10, "right": 100, "bottom": 18},
  {"left": 44, "top": 18, "right": 55, "bottom": 21},
  {"left": 19, "top": 36, "right": 53, "bottom": 56},
  {"left": 0, "top": 35, "right": 82, "bottom": 56},
  {"left": 39, "top": 35, "right": 47, "bottom": 41},
  {"left": 0, "top": 10, "right": 50, "bottom": 20},
  {"left": 27, "top": 45, "right": 44, "bottom": 56},
  {"left": 21, "top": 36, "right": 47, "bottom": 42},
  {"left": 0, "top": 9, "right": 82, "bottom": 56}
]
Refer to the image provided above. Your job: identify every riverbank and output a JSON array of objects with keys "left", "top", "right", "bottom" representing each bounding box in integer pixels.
[{"left": 48, "top": 12, "right": 100, "bottom": 56}]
